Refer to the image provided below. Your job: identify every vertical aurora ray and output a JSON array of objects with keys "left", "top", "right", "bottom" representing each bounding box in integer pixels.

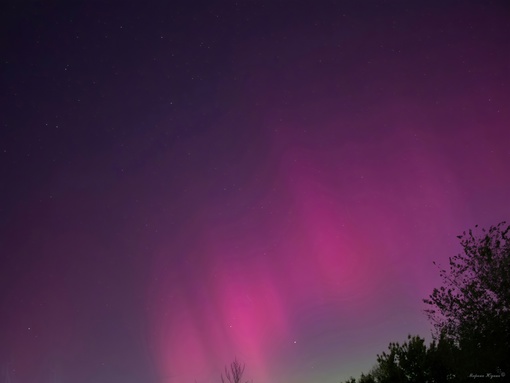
[{"left": 1, "top": 2, "right": 509, "bottom": 383}]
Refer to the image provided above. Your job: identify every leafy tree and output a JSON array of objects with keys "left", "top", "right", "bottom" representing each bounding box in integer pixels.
[
  {"left": 375, "top": 335, "right": 430, "bottom": 383},
  {"left": 341, "top": 373, "right": 376, "bottom": 383},
  {"left": 423, "top": 221, "right": 510, "bottom": 376},
  {"left": 358, "top": 371, "right": 377, "bottom": 383},
  {"left": 426, "top": 332, "right": 460, "bottom": 382},
  {"left": 342, "top": 335, "right": 456, "bottom": 383},
  {"left": 343, "top": 222, "right": 509, "bottom": 383}
]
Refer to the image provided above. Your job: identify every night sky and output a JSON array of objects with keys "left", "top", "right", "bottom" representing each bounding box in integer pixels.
[{"left": 1, "top": 2, "right": 509, "bottom": 383}]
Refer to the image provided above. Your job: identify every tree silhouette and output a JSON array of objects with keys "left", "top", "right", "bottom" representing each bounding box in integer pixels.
[
  {"left": 221, "top": 358, "right": 250, "bottom": 383},
  {"left": 343, "top": 222, "right": 510, "bottom": 383},
  {"left": 423, "top": 221, "right": 510, "bottom": 376},
  {"left": 341, "top": 335, "right": 459, "bottom": 383},
  {"left": 375, "top": 335, "right": 432, "bottom": 383}
]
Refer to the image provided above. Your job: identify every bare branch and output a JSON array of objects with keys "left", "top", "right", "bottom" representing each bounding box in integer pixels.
[{"left": 221, "top": 358, "right": 249, "bottom": 383}]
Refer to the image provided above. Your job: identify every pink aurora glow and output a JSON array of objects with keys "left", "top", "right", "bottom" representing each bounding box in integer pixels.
[
  {"left": 146, "top": 97, "right": 509, "bottom": 382},
  {"left": 1, "top": 3, "right": 509, "bottom": 383}
]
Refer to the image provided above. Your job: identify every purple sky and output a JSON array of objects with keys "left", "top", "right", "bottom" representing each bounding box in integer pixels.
[{"left": 1, "top": 2, "right": 509, "bottom": 383}]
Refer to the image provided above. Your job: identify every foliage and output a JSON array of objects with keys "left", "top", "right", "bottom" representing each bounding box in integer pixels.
[
  {"left": 423, "top": 221, "right": 510, "bottom": 375},
  {"left": 341, "top": 335, "right": 458, "bottom": 383},
  {"left": 376, "top": 335, "right": 428, "bottom": 382},
  {"left": 341, "top": 222, "right": 510, "bottom": 383}
]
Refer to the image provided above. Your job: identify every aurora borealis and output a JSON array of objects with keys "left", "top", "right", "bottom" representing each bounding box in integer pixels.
[{"left": 1, "top": 2, "right": 509, "bottom": 383}]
